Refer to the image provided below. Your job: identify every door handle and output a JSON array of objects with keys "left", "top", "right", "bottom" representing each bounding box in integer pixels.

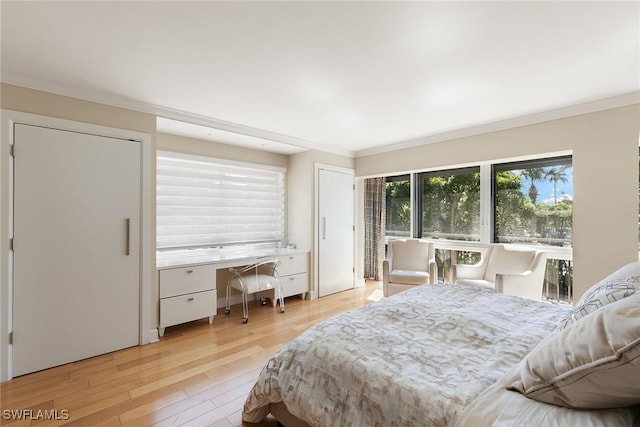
[
  {"left": 322, "top": 217, "right": 326, "bottom": 240},
  {"left": 125, "top": 218, "right": 130, "bottom": 256}
]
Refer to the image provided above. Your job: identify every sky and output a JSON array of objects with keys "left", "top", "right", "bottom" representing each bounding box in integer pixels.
[{"left": 519, "top": 167, "right": 573, "bottom": 205}]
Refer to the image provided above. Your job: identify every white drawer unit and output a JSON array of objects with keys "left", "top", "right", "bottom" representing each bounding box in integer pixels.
[
  {"left": 159, "top": 264, "right": 216, "bottom": 336},
  {"left": 278, "top": 253, "right": 309, "bottom": 299}
]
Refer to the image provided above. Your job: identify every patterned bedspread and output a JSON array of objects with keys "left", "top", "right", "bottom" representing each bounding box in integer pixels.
[{"left": 243, "top": 284, "right": 570, "bottom": 426}]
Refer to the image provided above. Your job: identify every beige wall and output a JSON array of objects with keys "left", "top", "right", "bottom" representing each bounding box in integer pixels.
[
  {"left": 0, "top": 82, "right": 356, "bottom": 349},
  {"left": 356, "top": 104, "right": 640, "bottom": 300},
  {"left": 1, "top": 84, "right": 156, "bottom": 133},
  {"left": 4, "top": 81, "right": 636, "bottom": 329}
]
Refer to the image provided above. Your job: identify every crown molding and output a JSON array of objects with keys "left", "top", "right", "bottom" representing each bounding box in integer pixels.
[
  {"left": 3, "top": 74, "right": 636, "bottom": 160},
  {"left": 1, "top": 74, "right": 355, "bottom": 158},
  {"left": 355, "top": 92, "right": 640, "bottom": 158},
  {"left": 151, "top": 104, "right": 354, "bottom": 158}
]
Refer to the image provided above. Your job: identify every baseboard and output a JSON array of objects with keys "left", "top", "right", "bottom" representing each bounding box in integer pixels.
[
  {"left": 145, "top": 328, "right": 159, "bottom": 344},
  {"left": 355, "top": 278, "right": 366, "bottom": 288}
]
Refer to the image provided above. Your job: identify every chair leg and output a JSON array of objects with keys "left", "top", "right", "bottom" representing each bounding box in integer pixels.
[
  {"left": 278, "top": 285, "right": 285, "bottom": 313},
  {"left": 224, "top": 283, "right": 231, "bottom": 315},
  {"left": 241, "top": 290, "right": 248, "bottom": 324}
]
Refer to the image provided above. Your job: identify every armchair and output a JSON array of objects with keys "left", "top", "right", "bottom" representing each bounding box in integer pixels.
[
  {"left": 383, "top": 239, "right": 436, "bottom": 297},
  {"left": 450, "top": 244, "right": 547, "bottom": 301}
]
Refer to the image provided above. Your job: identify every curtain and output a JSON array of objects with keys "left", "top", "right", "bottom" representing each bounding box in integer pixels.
[{"left": 364, "top": 177, "right": 386, "bottom": 280}]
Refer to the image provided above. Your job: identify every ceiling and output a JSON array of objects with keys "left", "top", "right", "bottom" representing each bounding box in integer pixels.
[{"left": 1, "top": 1, "right": 639, "bottom": 157}]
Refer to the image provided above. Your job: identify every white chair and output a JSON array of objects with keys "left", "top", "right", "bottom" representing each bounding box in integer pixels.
[
  {"left": 383, "top": 239, "right": 437, "bottom": 297},
  {"left": 225, "top": 258, "right": 284, "bottom": 324},
  {"left": 450, "top": 244, "right": 547, "bottom": 300}
]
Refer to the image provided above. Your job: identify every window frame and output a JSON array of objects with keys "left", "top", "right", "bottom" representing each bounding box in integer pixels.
[
  {"left": 385, "top": 174, "right": 412, "bottom": 238},
  {"left": 492, "top": 155, "right": 573, "bottom": 245},
  {"left": 416, "top": 166, "right": 481, "bottom": 241}
]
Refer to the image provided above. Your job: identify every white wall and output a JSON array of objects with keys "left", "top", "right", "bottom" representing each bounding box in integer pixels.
[{"left": 355, "top": 104, "right": 640, "bottom": 300}]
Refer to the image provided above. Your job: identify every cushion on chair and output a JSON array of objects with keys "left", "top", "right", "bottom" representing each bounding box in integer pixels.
[
  {"left": 483, "top": 246, "right": 536, "bottom": 281},
  {"left": 389, "top": 269, "right": 430, "bottom": 285},
  {"left": 390, "top": 240, "right": 431, "bottom": 271},
  {"left": 230, "top": 274, "right": 281, "bottom": 293}
]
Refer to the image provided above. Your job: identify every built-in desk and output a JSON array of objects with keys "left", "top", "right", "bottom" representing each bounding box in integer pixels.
[{"left": 156, "top": 247, "right": 309, "bottom": 336}]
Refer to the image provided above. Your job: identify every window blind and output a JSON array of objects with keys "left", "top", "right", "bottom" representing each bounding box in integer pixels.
[{"left": 156, "top": 151, "right": 285, "bottom": 250}]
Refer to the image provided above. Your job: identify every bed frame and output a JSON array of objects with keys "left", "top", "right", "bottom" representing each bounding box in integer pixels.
[{"left": 270, "top": 403, "right": 311, "bottom": 427}]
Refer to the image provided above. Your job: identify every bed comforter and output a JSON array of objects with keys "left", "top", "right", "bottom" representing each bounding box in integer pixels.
[{"left": 243, "top": 284, "right": 574, "bottom": 426}]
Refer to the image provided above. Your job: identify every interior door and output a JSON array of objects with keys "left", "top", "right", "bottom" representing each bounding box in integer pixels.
[
  {"left": 12, "top": 124, "right": 140, "bottom": 376},
  {"left": 318, "top": 168, "right": 354, "bottom": 297}
]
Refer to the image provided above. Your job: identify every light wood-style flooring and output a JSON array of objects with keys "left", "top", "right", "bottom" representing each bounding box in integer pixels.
[{"left": 1, "top": 281, "right": 382, "bottom": 427}]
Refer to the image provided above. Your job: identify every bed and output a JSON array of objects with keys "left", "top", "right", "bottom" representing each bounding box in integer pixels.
[{"left": 243, "top": 263, "right": 640, "bottom": 427}]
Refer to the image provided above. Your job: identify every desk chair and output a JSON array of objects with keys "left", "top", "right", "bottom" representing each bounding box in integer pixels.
[{"left": 225, "top": 258, "right": 284, "bottom": 324}]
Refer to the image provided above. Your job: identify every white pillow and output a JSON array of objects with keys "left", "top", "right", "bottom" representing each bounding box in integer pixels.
[
  {"left": 509, "top": 294, "right": 640, "bottom": 409},
  {"left": 557, "top": 261, "right": 640, "bottom": 330}
]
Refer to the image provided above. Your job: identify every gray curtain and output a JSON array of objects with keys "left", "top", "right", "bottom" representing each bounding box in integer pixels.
[{"left": 364, "top": 177, "right": 386, "bottom": 280}]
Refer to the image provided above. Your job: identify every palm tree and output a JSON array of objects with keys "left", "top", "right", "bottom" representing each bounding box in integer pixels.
[
  {"left": 545, "top": 166, "right": 569, "bottom": 206},
  {"left": 520, "top": 168, "right": 545, "bottom": 205}
]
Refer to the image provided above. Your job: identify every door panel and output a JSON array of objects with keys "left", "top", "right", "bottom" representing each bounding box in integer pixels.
[
  {"left": 318, "top": 169, "right": 354, "bottom": 297},
  {"left": 12, "top": 124, "right": 140, "bottom": 376}
]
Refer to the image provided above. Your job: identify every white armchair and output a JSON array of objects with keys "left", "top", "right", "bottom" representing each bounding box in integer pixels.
[
  {"left": 450, "top": 244, "right": 547, "bottom": 301},
  {"left": 383, "top": 239, "right": 436, "bottom": 297}
]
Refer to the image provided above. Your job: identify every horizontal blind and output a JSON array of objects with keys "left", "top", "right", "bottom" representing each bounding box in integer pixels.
[{"left": 157, "top": 151, "right": 285, "bottom": 250}]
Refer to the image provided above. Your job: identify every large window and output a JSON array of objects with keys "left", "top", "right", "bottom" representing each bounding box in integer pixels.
[
  {"left": 385, "top": 175, "right": 411, "bottom": 238},
  {"left": 493, "top": 156, "right": 573, "bottom": 246},
  {"left": 377, "top": 155, "right": 573, "bottom": 301},
  {"left": 419, "top": 167, "right": 480, "bottom": 241},
  {"left": 156, "top": 151, "right": 285, "bottom": 250}
]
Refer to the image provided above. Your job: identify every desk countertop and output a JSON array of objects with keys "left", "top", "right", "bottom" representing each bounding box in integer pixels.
[{"left": 156, "top": 247, "right": 309, "bottom": 270}]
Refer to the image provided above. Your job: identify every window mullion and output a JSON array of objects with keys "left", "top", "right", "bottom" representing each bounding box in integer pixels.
[
  {"left": 480, "top": 163, "right": 492, "bottom": 244},
  {"left": 412, "top": 173, "right": 422, "bottom": 238}
]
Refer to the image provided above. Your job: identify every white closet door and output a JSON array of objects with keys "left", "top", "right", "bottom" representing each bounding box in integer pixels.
[
  {"left": 318, "top": 168, "right": 354, "bottom": 297},
  {"left": 12, "top": 124, "right": 140, "bottom": 377}
]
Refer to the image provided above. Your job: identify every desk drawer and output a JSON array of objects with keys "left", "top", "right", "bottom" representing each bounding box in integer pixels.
[
  {"left": 159, "top": 264, "right": 216, "bottom": 298},
  {"left": 160, "top": 290, "right": 216, "bottom": 328},
  {"left": 281, "top": 273, "right": 308, "bottom": 298},
  {"left": 278, "top": 254, "right": 308, "bottom": 276}
]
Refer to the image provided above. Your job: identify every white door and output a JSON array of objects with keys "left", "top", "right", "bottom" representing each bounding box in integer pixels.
[
  {"left": 12, "top": 124, "right": 140, "bottom": 376},
  {"left": 318, "top": 168, "right": 354, "bottom": 297}
]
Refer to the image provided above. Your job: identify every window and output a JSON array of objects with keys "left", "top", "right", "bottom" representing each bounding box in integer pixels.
[
  {"left": 493, "top": 156, "right": 573, "bottom": 246},
  {"left": 419, "top": 167, "right": 480, "bottom": 241},
  {"left": 371, "top": 155, "right": 574, "bottom": 299},
  {"left": 493, "top": 156, "right": 573, "bottom": 303},
  {"left": 156, "top": 151, "right": 285, "bottom": 250},
  {"left": 385, "top": 175, "right": 411, "bottom": 238}
]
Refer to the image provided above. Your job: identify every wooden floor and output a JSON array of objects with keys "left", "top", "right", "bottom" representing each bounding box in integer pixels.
[{"left": 1, "top": 281, "right": 383, "bottom": 427}]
